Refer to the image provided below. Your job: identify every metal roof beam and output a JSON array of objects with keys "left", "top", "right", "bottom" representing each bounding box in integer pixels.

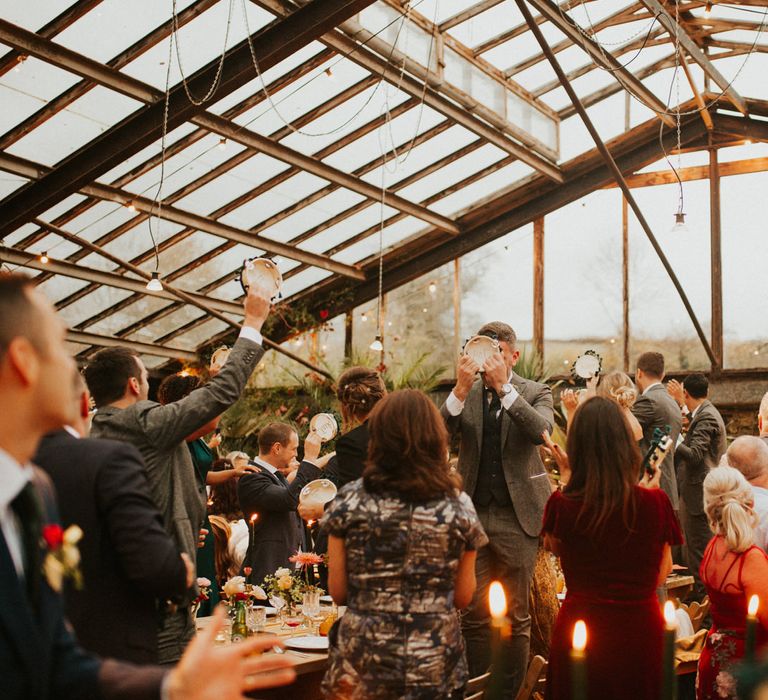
[
  {"left": 0, "top": 152, "right": 366, "bottom": 280},
  {"left": 0, "top": 0, "right": 380, "bottom": 238},
  {"left": 526, "top": 0, "right": 675, "bottom": 126},
  {"left": 67, "top": 330, "right": 198, "bottom": 362},
  {"left": 639, "top": 0, "right": 748, "bottom": 115}
]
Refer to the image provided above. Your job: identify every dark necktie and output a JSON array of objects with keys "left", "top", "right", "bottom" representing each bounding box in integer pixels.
[
  {"left": 274, "top": 470, "right": 289, "bottom": 487},
  {"left": 10, "top": 481, "right": 42, "bottom": 604},
  {"left": 487, "top": 389, "right": 501, "bottom": 421}
]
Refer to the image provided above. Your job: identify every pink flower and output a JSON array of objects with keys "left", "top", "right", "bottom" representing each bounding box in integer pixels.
[
  {"left": 715, "top": 671, "right": 736, "bottom": 698},
  {"left": 289, "top": 551, "right": 324, "bottom": 567}
]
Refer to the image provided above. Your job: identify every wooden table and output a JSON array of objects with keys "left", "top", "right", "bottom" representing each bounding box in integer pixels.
[
  {"left": 665, "top": 574, "right": 695, "bottom": 603},
  {"left": 196, "top": 613, "right": 329, "bottom": 699}
]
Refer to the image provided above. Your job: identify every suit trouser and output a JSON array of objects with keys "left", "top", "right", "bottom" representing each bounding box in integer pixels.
[
  {"left": 680, "top": 498, "right": 711, "bottom": 602},
  {"left": 462, "top": 502, "right": 539, "bottom": 699},
  {"left": 157, "top": 606, "right": 195, "bottom": 665}
]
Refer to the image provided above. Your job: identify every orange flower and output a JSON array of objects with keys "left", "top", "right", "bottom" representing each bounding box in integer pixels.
[{"left": 289, "top": 551, "right": 323, "bottom": 567}]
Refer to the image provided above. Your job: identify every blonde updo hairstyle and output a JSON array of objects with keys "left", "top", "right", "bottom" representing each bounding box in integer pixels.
[
  {"left": 336, "top": 366, "right": 387, "bottom": 426},
  {"left": 597, "top": 370, "right": 638, "bottom": 410},
  {"left": 703, "top": 466, "right": 756, "bottom": 553}
]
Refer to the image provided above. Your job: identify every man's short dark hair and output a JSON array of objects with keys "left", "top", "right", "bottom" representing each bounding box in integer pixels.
[
  {"left": 636, "top": 351, "right": 665, "bottom": 379},
  {"left": 0, "top": 273, "right": 46, "bottom": 359},
  {"left": 84, "top": 347, "right": 141, "bottom": 408},
  {"left": 683, "top": 373, "right": 709, "bottom": 399},
  {"left": 257, "top": 422, "right": 296, "bottom": 454},
  {"left": 477, "top": 322, "right": 517, "bottom": 348}
]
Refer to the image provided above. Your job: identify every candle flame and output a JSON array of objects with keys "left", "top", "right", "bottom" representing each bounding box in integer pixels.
[
  {"left": 488, "top": 581, "right": 507, "bottom": 619},
  {"left": 749, "top": 594, "right": 760, "bottom": 616},
  {"left": 250, "top": 513, "right": 258, "bottom": 523},
  {"left": 572, "top": 620, "right": 587, "bottom": 652},
  {"left": 663, "top": 600, "right": 677, "bottom": 627}
]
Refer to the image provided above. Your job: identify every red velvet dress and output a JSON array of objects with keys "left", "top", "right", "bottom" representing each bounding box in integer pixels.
[
  {"left": 543, "top": 487, "right": 683, "bottom": 700},
  {"left": 696, "top": 539, "right": 768, "bottom": 700}
]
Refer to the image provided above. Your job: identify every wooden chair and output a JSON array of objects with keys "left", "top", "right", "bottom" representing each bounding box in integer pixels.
[
  {"left": 465, "top": 671, "right": 491, "bottom": 699},
  {"left": 514, "top": 655, "right": 548, "bottom": 700}
]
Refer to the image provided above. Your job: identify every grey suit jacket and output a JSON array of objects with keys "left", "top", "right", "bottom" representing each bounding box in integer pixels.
[
  {"left": 675, "top": 400, "right": 727, "bottom": 516},
  {"left": 90, "top": 336, "right": 265, "bottom": 587},
  {"left": 632, "top": 383, "right": 683, "bottom": 510},
  {"left": 440, "top": 372, "right": 554, "bottom": 538}
]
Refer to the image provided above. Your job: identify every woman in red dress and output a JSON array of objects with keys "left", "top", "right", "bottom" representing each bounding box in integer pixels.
[
  {"left": 697, "top": 465, "right": 768, "bottom": 700},
  {"left": 542, "top": 395, "right": 682, "bottom": 700}
]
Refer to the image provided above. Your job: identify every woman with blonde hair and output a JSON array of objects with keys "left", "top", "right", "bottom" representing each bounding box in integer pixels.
[
  {"left": 697, "top": 466, "right": 768, "bottom": 699},
  {"left": 561, "top": 370, "right": 643, "bottom": 441}
]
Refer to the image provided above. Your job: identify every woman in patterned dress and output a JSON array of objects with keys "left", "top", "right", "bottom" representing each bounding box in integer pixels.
[
  {"left": 321, "top": 389, "right": 488, "bottom": 699},
  {"left": 697, "top": 466, "right": 768, "bottom": 699}
]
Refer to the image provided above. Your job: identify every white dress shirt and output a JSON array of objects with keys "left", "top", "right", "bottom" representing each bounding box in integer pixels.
[
  {"left": 445, "top": 373, "right": 520, "bottom": 417},
  {"left": 252, "top": 456, "right": 278, "bottom": 476},
  {"left": 0, "top": 447, "right": 32, "bottom": 577},
  {"left": 239, "top": 326, "right": 264, "bottom": 346},
  {"left": 752, "top": 485, "right": 768, "bottom": 551}
]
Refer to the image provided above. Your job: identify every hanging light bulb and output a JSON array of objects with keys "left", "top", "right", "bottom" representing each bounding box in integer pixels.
[
  {"left": 145, "top": 271, "right": 163, "bottom": 291},
  {"left": 361, "top": 312, "right": 368, "bottom": 322},
  {"left": 428, "top": 281, "right": 437, "bottom": 294},
  {"left": 704, "top": 1, "right": 712, "bottom": 18},
  {"left": 671, "top": 210, "right": 689, "bottom": 234},
  {"left": 218, "top": 137, "right": 227, "bottom": 151},
  {"left": 39, "top": 251, "right": 49, "bottom": 264},
  {"left": 369, "top": 334, "right": 384, "bottom": 352},
  {"left": 125, "top": 201, "right": 137, "bottom": 212}
]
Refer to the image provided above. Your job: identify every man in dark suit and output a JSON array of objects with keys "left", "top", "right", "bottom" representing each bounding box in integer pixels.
[
  {"left": 631, "top": 351, "right": 682, "bottom": 511},
  {"left": 440, "top": 322, "right": 553, "bottom": 698},
  {"left": 85, "top": 282, "right": 271, "bottom": 663},
  {"left": 668, "top": 373, "right": 726, "bottom": 599},
  {"left": 238, "top": 422, "right": 325, "bottom": 585},
  {"left": 35, "top": 372, "right": 192, "bottom": 663},
  {"left": 0, "top": 272, "right": 295, "bottom": 700}
]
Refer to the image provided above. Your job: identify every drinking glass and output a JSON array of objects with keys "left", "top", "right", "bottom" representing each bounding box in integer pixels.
[
  {"left": 248, "top": 605, "right": 267, "bottom": 634},
  {"left": 302, "top": 590, "right": 322, "bottom": 635}
]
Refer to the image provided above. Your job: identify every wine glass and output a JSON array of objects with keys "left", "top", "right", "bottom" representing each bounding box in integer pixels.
[
  {"left": 283, "top": 608, "right": 303, "bottom": 638},
  {"left": 302, "top": 590, "right": 322, "bottom": 635}
]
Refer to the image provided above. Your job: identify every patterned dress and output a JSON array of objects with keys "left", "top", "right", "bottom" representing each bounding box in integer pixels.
[{"left": 321, "top": 479, "right": 488, "bottom": 700}]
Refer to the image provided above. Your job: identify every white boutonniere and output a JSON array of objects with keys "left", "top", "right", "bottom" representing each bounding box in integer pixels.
[{"left": 41, "top": 524, "right": 83, "bottom": 593}]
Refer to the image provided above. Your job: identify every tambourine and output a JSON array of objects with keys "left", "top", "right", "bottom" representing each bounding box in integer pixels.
[
  {"left": 299, "top": 478, "right": 338, "bottom": 506},
  {"left": 210, "top": 346, "right": 231, "bottom": 372},
  {"left": 239, "top": 257, "right": 282, "bottom": 300},
  {"left": 309, "top": 413, "right": 338, "bottom": 443},
  {"left": 571, "top": 350, "right": 602, "bottom": 380},
  {"left": 463, "top": 335, "right": 501, "bottom": 369}
]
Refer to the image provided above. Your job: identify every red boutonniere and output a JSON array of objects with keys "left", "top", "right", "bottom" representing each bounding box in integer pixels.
[{"left": 42, "top": 524, "right": 83, "bottom": 592}]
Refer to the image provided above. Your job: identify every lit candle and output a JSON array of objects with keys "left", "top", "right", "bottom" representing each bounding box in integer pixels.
[
  {"left": 570, "top": 620, "right": 587, "bottom": 700},
  {"left": 486, "top": 581, "right": 511, "bottom": 700},
  {"left": 661, "top": 601, "right": 677, "bottom": 700},
  {"left": 248, "top": 513, "right": 258, "bottom": 582},
  {"left": 746, "top": 594, "right": 759, "bottom": 664}
]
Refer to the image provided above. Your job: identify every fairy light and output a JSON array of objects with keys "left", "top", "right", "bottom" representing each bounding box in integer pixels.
[
  {"left": 39, "top": 251, "right": 49, "bottom": 264},
  {"left": 218, "top": 137, "right": 228, "bottom": 150}
]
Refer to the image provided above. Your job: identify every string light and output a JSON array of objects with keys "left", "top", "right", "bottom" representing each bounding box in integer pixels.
[
  {"left": 218, "top": 137, "right": 228, "bottom": 150},
  {"left": 428, "top": 281, "right": 437, "bottom": 294},
  {"left": 39, "top": 251, "right": 49, "bottom": 264},
  {"left": 704, "top": 2, "right": 713, "bottom": 19},
  {"left": 422, "top": 307, "right": 428, "bottom": 313},
  {"left": 361, "top": 312, "right": 368, "bottom": 322},
  {"left": 146, "top": 271, "right": 163, "bottom": 291},
  {"left": 324, "top": 67, "right": 334, "bottom": 80},
  {"left": 14, "top": 55, "right": 27, "bottom": 72},
  {"left": 125, "top": 201, "right": 137, "bottom": 212}
]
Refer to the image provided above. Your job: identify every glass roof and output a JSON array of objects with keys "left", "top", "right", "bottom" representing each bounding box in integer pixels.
[{"left": 1, "top": 0, "right": 766, "bottom": 370}]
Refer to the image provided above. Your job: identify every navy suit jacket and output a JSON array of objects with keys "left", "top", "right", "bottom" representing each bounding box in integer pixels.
[
  {"left": 237, "top": 461, "right": 321, "bottom": 585},
  {"left": 0, "top": 467, "right": 165, "bottom": 700},
  {"left": 35, "top": 430, "right": 187, "bottom": 663}
]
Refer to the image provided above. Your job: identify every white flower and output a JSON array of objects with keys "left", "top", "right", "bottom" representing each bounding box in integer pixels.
[
  {"left": 197, "top": 577, "right": 211, "bottom": 588},
  {"left": 44, "top": 554, "right": 65, "bottom": 593},
  {"left": 222, "top": 575, "right": 246, "bottom": 598},
  {"left": 62, "top": 525, "right": 83, "bottom": 545},
  {"left": 275, "top": 567, "right": 290, "bottom": 578},
  {"left": 251, "top": 585, "right": 268, "bottom": 600},
  {"left": 715, "top": 671, "right": 736, "bottom": 698},
  {"left": 61, "top": 544, "right": 80, "bottom": 569}
]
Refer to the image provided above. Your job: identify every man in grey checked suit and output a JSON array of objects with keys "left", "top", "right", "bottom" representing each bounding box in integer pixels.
[
  {"left": 631, "top": 351, "right": 682, "bottom": 512},
  {"left": 85, "top": 283, "right": 271, "bottom": 664},
  {"left": 441, "top": 322, "right": 553, "bottom": 698},
  {"left": 668, "top": 373, "right": 726, "bottom": 600}
]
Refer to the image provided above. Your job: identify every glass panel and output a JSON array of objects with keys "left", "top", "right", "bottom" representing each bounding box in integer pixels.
[
  {"left": 85, "top": 296, "right": 175, "bottom": 337},
  {"left": 56, "top": 286, "right": 134, "bottom": 327}
]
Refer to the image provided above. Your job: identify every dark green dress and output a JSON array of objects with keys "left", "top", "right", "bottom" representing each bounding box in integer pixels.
[{"left": 187, "top": 438, "right": 219, "bottom": 615}]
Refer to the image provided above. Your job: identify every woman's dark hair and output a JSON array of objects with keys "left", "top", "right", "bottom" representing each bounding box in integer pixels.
[
  {"left": 564, "top": 395, "right": 641, "bottom": 535},
  {"left": 364, "top": 389, "right": 461, "bottom": 501},
  {"left": 208, "top": 459, "right": 243, "bottom": 521},
  {"left": 336, "top": 366, "right": 386, "bottom": 422},
  {"left": 157, "top": 373, "right": 201, "bottom": 405}
]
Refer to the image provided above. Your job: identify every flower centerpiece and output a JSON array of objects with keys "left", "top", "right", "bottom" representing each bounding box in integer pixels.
[
  {"left": 262, "top": 552, "right": 324, "bottom": 614},
  {"left": 190, "top": 577, "right": 211, "bottom": 618}
]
